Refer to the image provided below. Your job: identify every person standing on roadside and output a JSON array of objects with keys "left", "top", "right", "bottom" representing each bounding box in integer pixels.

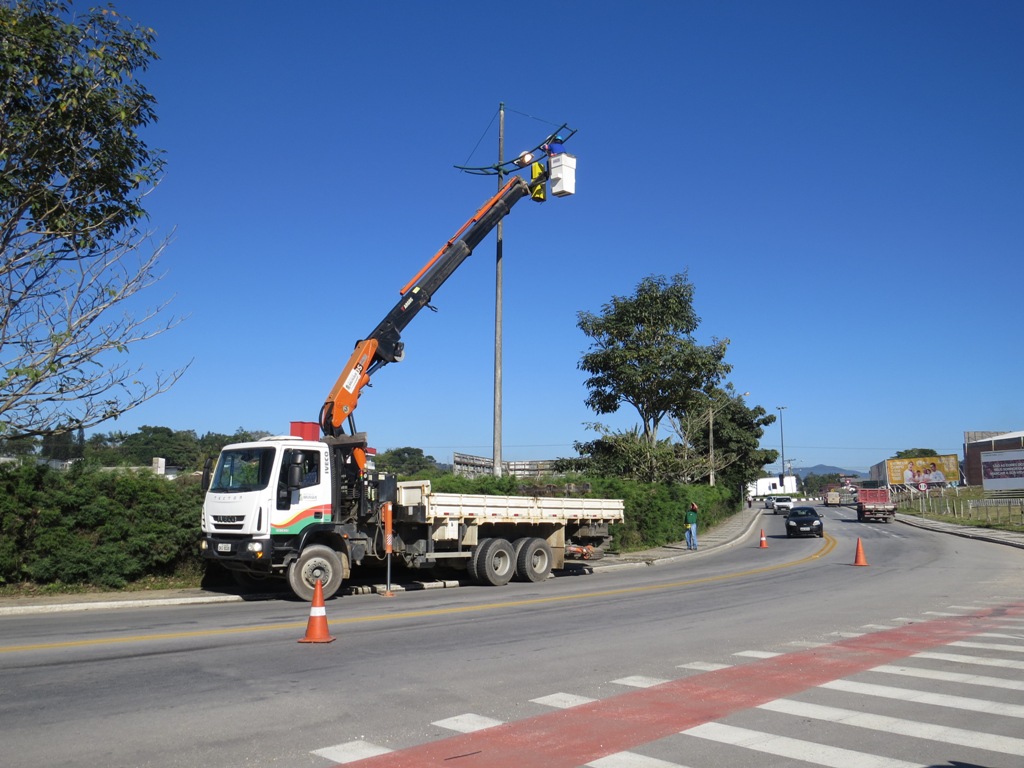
[{"left": 685, "top": 502, "right": 699, "bottom": 550}]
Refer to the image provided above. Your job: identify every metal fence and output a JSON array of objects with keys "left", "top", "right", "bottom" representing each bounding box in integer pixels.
[
  {"left": 452, "top": 452, "right": 557, "bottom": 480},
  {"left": 892, "top": 488, "right": 1024, "bottom": 527}
]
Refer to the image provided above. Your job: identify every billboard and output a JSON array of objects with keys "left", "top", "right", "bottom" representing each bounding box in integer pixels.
[
  {"left": 885, "top": 455, "right": 959, "bottom": 488},
  {"left": 981, "top": 449, "right": 1024, "bottom": 492}
]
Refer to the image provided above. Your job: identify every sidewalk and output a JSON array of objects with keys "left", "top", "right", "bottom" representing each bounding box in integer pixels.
[
  {"left": 2, "top": 506, "right": 1021, "bottom": 616},
  {"left": 589, "top": 503, "right": 765, "bottom": 570}
]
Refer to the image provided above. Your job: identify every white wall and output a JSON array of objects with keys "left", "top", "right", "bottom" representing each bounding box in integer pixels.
[{"left": 748, "top": 475, "right": 798, "bottom": 497}]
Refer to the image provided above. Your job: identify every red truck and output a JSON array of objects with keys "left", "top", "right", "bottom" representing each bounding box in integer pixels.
[{"left": 856, "top": 488, "right": 897, "bottom": 523}]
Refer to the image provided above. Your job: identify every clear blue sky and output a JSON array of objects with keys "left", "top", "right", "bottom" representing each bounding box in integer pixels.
[{"left": 104, "top": 0, "right": 1023, "bottom": 473}]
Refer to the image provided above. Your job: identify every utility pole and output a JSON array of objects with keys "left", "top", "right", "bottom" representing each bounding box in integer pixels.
[
  {"left": 709, "top": 391, "right": 749, "bottom": 487},
  {"left": 708, "top": 406, "right": 715, "bottom": 487},
  {"left": 776, "top": 406, "right": 787, "bottom": 493},
  {"left": 453, "top": 109, "right": 576, "bottom": 478},
  {"left": 492, "top": 103, "right": 505, "bottom": 477}
]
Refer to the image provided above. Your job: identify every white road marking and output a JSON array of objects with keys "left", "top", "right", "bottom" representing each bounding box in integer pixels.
[
  {"left": 914, "top": 650, "right": 1024, "bottom": 670},
  {"left": 612, "top": 675, "right": 670, "bottom": 688},
  {"left": 431, "top": 713, "right": 503, "bottom": 732},
  {"left": 733, "top": 650, "right": 781, "bottom": 658},
  {"left": 822, "top": 679, "right": 1024, "bottom": 717},
  {"left": 678, "top": 661, "right": 732, "bottom": 671},
  {"left": 311, "top": 740, "right": 392, "bottom": 763},
  {"left": 683, "top": 722, "right": 923, "bottom": 767},
  {"left": 951, "top": 639, "right": 1024, "bottom": 653},
  {"left": 530, "top": 692, "right": 596, "bottom": 708},
  {"left": 587, "top": 752, "right": 690, "bottom": 767},
  {"left": 872, "top": 662, "right": 1024, "bottom": 690},
  {"left": 761, "top": 698, "right": 1024, "bottom": 755}
]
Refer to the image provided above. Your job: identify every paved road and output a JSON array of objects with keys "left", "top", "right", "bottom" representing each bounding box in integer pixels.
[
  {"left": 2, "top": 501, "right": 1020, "bottom": 616},
  {"left": 2, "top": 502, "right": 1023, "bottom": 767}
]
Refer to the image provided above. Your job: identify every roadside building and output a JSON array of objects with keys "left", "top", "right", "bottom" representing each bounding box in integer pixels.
[{"left": 964, "top": 430, "right": 1024, "bottom": 487}]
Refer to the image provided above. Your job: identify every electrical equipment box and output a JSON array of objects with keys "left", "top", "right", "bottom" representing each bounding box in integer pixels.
[{"left": 549, "top": 153, "right": 576, "bottom": 197}]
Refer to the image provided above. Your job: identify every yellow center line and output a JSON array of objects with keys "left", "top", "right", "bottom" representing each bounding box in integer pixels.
[{"left": 1, "top": 534, "right": 838, "bottom": 654}]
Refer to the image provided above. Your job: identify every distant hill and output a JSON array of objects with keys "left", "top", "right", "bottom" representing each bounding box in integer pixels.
[{"left": 793, "top": 464, "right": 867, "bottom": 479}]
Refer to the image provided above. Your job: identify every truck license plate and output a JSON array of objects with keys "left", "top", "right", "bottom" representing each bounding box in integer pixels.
[{"left": 217, "top": 543, "right": 232, "bottom": 552}]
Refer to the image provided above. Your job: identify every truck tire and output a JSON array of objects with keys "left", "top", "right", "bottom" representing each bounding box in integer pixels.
[
  {"left": 476, "top": 538, "right": 515, "bottom": 586},
  {"left": 287, "top": 545, "right": 346, "bottom": 601},
  {"left": 514, "top": 537, "right": 553, "bottom": 583},
  {"left": 467, "top": 538, "right": 492, "bottom": 583}
]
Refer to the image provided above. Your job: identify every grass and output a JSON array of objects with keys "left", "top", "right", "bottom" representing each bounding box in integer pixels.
[
  {"left": 895, "top": 485, "right": 1024, "bottom": 533},
  {"left": 0, "top": 566, "right": 205, "bottom": 599}
]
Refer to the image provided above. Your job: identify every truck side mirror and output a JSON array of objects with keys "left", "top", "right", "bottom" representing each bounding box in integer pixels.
[
  {"left": 287, "top": 463, "right": 303, "bottom": 489},
  {"left": 201, "top": 456, "right": 213, "bottom": 492}
]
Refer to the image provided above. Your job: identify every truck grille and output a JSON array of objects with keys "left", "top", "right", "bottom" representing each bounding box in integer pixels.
[{"left": 212, "top": 515, "right": 245, "bottom": 530}]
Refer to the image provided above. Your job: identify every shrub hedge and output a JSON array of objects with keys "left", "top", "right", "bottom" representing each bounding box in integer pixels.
[
  {"left": 0, "top": 462, "right": 204, "bottom": 589},
  {"left": 0, "top": 463, "right": 737, "bottom": 590}
]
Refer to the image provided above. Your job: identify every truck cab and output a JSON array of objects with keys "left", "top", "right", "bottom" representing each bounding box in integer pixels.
[{"left": 200, "top": 436, "right": 374, "bottom": 596}]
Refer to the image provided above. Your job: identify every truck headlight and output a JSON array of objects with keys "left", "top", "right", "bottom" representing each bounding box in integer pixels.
[
  {"left": 246, "top": 542, "right": 264, "bottom": 553},
  {"left": 200, "top": 540, "right": 208, "bottom": 551}
]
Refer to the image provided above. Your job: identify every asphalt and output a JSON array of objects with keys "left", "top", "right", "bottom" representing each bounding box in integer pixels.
[{"left": 2, "top": 503, "right": 1021, "bottom": 617}]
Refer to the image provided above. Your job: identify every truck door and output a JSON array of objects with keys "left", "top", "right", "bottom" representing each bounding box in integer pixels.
[{"left": 271, "top": 448, "right": 333, "bottom": 533}]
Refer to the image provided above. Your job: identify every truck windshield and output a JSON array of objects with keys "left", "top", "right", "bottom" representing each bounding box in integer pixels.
[{"left": 210, "top": 447, "right": 277, "bottom": 492}]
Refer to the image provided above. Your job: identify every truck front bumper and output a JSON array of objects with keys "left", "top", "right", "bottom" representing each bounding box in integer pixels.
[{"left": 200, "top": 536, "right": 274, "bottom": 566}]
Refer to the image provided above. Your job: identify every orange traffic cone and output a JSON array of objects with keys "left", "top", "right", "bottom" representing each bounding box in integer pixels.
[
  {"left": 853, "top": 537, "right": 868, "bottom": 567},
  {"left": 759, "top": 529, "right": 768, "bottom": 548},
  {"left": 298, "top": 579, "right": 336, "bottom": 643}
]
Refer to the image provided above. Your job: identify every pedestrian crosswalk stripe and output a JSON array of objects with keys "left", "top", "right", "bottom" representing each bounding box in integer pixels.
[
  {"left": 822, "top": 679, "right": 1024, "bottom": 717},
  {"left": 950, "top": 639, "right": 1024, "bottom": 653},
  {"left": 678, "top": 661, "right": 732, "bottom": 671},
  {"left": 872, "top": 662, "right": 1024, "bottom": 690},
  {"left": 612, "top": 675, "right": 669, "bottom": 688},
  {"left": 311, "top": 740, "right": 392, "bottom": 762},
  {"left": 760, "top": 698, "right": 1024, "bottom": 755},
  {"left": 914, "top": 650, "right": 1024, "bottom": 670},
  {"left": 431, "top": 713, "right": 503, "bottom": 733},
  {"left": 683, "top": 722, "right": 923, "bottom": 767},
  {"left": 587, "top": 751, "right": 689, "bottom": 767},
  {"left": 531, "top": 692, "right": 596, "bottom": 708}
]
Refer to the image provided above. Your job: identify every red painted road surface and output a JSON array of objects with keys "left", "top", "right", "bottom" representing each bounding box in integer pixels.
[{"left": 337, "top": 601, "right": 1024, "bottom": 767}]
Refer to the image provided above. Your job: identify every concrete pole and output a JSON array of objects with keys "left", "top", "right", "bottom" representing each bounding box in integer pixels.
[{"left": 492, "top": 104, "right": 504, "bottom": 477}]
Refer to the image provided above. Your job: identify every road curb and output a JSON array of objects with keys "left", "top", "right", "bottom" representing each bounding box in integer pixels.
[
  {"left": 896, "top": 513, "right": 1024, "bottom": 550},
  {"left": 0, "top": 593, "right": 244, "bottom": 616}
]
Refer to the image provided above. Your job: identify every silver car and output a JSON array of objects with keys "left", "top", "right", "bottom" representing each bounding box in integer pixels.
[{"left": 774, "top": 496, "right": 795, "bottom": 514}]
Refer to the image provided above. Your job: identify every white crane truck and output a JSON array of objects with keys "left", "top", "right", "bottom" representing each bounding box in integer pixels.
[{"left": 199, "top": 142, "right": 625, "bottom": 601}]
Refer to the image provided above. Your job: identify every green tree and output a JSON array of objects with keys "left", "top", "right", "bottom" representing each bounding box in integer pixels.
[
  {"left": 578, "top": 273, "right": 732, "bottom": 448},
  {"left": 802, "top": 472, "right": 841, "bottom": 496},
  {"left": 40, "top": 427, "right": 83, "bottom": 461},
  {"left": 575, "top": 273, "right": 732, "bottom": 482},
  {"left": 892, "top": 448, "right": 939, "bottom": 459},
  {"left": 564, "top": 426, "right": 685, "bottom": 483},
  {"left": 0, "top": 433, "right": 38, "bottom": 456},
  {"left": 0, "top": 0, "right": 187, "bottom": 440},
  {"left": 670, "top": 386, "right": 777, "bottom": 493},
  {"left": 376, "top": 446, "right": 439, "bottom": 476},
  {"left": 118, "top": 425, "right": 200, "bottom": 469}
]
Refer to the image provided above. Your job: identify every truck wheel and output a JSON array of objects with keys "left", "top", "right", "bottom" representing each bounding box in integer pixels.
[
  {"left": 288, "top": 545, "right": 346, "bottom": 601},
  {"left": 476, "top": 538, "right": 515, "bottom": 586},
  {"left": 515, "top": 538, "right": 553, "bottom": 583},
  {"left": 467, "top": 538, "right": 492, "bottom": 584}
]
